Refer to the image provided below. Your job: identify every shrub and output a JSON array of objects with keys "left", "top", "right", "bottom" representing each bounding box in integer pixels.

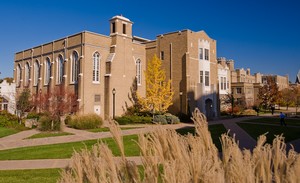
[
  {"left": 0, "top": 111, "right": 26, "bottom": 130},
  {"left": 241, "top": 109, "right": 257, "bottom": 116},
  {"left": 26, "top": 112, "right": 40, "bottom": 119},
  {"left": 165, "top": 113, "right": 180, "bottom": 124},
  {"left": 64, "top": 115, "right": 72, "bottom": 125},
  {"left": 115, "top": 116, "right": 152, "bottom": 125},
  {"left": 153, "top": 114, "right": 167, "bottom": 124},
  {"left": 39, "top": 116, "right": 61, "bottom": 131},
  {"left": 68, "top": 114, "right": 102, "bottom": 129}
]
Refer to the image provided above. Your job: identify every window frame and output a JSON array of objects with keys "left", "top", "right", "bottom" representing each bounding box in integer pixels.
[
  {"left": 93, "top": 52, "right": 100, "bottom": 83},
  {"left": 34, "top": 60, "right": 40, "bottom": 86},
  {"left": 57, "top": 55, "right": 64, "bottom": 84},
  {"left": 205, "top": 71, "right": 209, "bottom": 86},
  {"left": 44, "top": 57, "right": 51, "bottom": 85},
  {"left": 136, "top": 59, "right": 142, "bottom": 86}
]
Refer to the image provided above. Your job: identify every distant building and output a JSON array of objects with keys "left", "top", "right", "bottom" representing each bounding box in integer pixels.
[
  {"left": 0, "top": 79, "right": 16, "bottom": 114},
  {"left": 262, "top": 75, "right": 289, "bottom": 91},
  {"left": 217, "top": 57, "right": 231, "bottom": 111}
]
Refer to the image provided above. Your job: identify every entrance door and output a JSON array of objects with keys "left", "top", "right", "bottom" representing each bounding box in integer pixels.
[{"left": 205, "top": 98, "right": 213, "bottom": 120}]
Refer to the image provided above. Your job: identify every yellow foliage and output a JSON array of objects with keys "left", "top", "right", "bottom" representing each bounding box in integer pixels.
[{"left": 138, "top": 55, "right": 173, "bottom": 113}]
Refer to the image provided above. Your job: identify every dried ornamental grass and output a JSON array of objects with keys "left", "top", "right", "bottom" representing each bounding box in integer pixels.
[{"left": 59, "top": 108, "right": 300, "bottom": 183}]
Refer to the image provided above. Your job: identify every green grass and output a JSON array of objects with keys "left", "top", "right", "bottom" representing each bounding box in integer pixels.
[
  {"left": 0, "top": 127, "right": 19, "bottom": 138},
  {"left": 237, "top": 122, "right": 300, "bottom": 144},
  {"left": 0, "top": 135, "right": 139, "bottom": 160},
  {"left": 242, "top": 117, "right": 300, "bottom": 126},
  {"left": 175, "top": 124, "right": 228, "bottom": 151},
  {"left": 25, "top": 132, "right": 74, "bottom": 139},
  {"left": 88, "top": 127, "right": 142, "bottom": 133},
  {"left": 0, "top": 168, "right": 61, "bottom": 183}
]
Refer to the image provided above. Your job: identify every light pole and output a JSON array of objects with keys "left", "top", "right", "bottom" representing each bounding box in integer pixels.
[
  {"left": 179, "top": 91, "right": 183, "bottom": 118},
  {"left": 112, "top": 88, "right": 116, "bottom": 119}
]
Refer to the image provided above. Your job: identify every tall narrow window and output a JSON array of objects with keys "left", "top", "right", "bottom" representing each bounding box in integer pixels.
[
  {"left": 205, "top": 49, "right": 209, "bottom": 60},
  {"left": 71, "top": 51, "right": 79, "bottom": 83},
  {"left": 221, "top": 77, "right": 224, "bottom": 90},
  {"left": 122, "top": 23, "right": 126, "bottom": 34},
  {"left": 205, "top": 71, "right": 209, "bottom": 86},
  {"left": 199, "top": 48, "right": 203, "bottom": 60},
  {"left": 112, "top": 22, "right": 116, "bottom": 33},
  {"left": 224, "top": 77, "right": 227, "bottom": 90},
  {"left": 34, "top": 60, "right": 40, "bottom": 86},
  {"left": 160, "top": 51, "right": 164, "bottom": 60},
  {"left": 25, "top": 62, "right": 30, "bottom": 86},
  {"left": 16, "top": 64, "right": 22, "bottom": 87},
  {"left": 44, "top": 58, "right": 51, "bottom": 85},
  {"left": 136, "top": 59, "right": 142, "bottom": 85},
  {"left": 57, "top": 55, "right": 64, "bottom": 84},
  {"left": 200, "top": 71, "right": 203, "bottom": 83},
  {"left": 93, "top": 52, "right": 100, "bottom": 82}
]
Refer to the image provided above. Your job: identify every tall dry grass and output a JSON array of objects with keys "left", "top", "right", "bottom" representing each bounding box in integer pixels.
[{"left": 59, "top": 109, "right": 300, "bottom": 183}]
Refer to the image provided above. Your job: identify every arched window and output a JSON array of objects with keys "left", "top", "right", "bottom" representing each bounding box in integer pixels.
[
  {"left": 136, "top": 59, "right": 142, "bottom": 85},
  {"left": 34, "top": 60, "right": 40, "bottom": 86},
  {"left": 16, "top": 64, "right": 22, "bottom": 87},
  {"left": 57, "top": 55, "right": 64, "bottom": 84},
  {"left": 25, "top": 62, "right": 30, "bottom": 86},
  {"left": 93, "top": 52, "right": 100, "bottom": 83},
  {"left": 44, "top": 57, "right": 51, "bottom": 85},
  {"left": 71, "top": 51, "right": 79, "bottom": 83}
]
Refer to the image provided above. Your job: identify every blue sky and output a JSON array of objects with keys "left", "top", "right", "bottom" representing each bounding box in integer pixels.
[{"left": 0, "top": 0, "right": 299, "bottom": 82}]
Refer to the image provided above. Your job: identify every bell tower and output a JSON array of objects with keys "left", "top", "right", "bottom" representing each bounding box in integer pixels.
[{"left": 110, "top": 15, "right": 133, "bottom": 38}]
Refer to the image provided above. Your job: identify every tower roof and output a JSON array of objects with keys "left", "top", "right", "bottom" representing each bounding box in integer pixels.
[{"left": 296, "top": 70, "right": 300, "bottom": 84}]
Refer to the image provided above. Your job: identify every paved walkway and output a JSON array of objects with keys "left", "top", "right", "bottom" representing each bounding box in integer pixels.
[{"left": 1, "top": 115, "right": 300, "bottom": 170}]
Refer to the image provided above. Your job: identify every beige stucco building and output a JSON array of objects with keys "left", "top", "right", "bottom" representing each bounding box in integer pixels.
[{"left": 14, "top": 15, "right": 220, "bottom": 119}]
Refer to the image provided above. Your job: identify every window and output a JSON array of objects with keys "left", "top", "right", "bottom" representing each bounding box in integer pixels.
[
  {"left": 200, "top": 71, "right": 203, "bottom": 83},
  {"left": 112, "top": 22, "right": 116, "bottom": 33},
  {"left": 224, "top": 77, "right": 227, "bottom": 90},
  {"left": 205, "top": 71, "right": 209, "bottom": 86},
  {"left": 123, "top": 23, "right": 126, "bottom": 34},
  {"left": 199, "top": 48, "right": 203, "bottom": 60},
  {"left": 71, "top": 51, "right": 79, "bottom": 83},
  {"left": 57, "top": 55, "right": 64, "bottom": 84},
  {"left": 205, "top": 49, "right": 209, "bottom": 60},
  {"left": 34, "top": 60, "right": 40, "bottom": 86},
  {"left": 93, "top": 52, "right": 100, "bottom": 83},
  {"left": 94, "top": 95, "right": 101, "bottom": 102},
  {"left": 227, "top": 80, "right": 229, "bottom": 89},
  {"left": 236, "top": 88, "right": 242, "bottom": 94},
  {"left": 44, "top": 58, "right": 51, "bottom": 85},
  {"left": 25, "top": 62, "right": 30, "bottom": 86},
  {"left": 221, "top": 77, "right": 224, "bottom": 90},
  {"left": 16, "top": 64, "right": 22, "bottom": 87},
  {"left": 160, "top": 51, "right": 164, "bottom": 60},
  {"left": 136, "top": 59, "right": 142, "bottom": 85}
]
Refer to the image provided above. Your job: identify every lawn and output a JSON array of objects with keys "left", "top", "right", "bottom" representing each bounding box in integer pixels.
[
  {"left": 175, "top": 124, "right": 228, "bottom": 151},
  {"left": 0, "top": 127, "right": 19, "bottom": 138},
  {"left": 0, "top": 135, "right": 139, "bottom": 160},
  {"left": 237, "top": 122, "right": 300, "bottom": 144},
  {"left": 241, "top": 117, "right": 300, "bottom": 126},
  {"left": 0, "top": 168, "right": 61, "bottom": 183},
  {"left": 88, "top": 127, "right": 142, "bottom": 133},
  {"left": 25, "top": 132, "right": 74, "bottom": 139}
]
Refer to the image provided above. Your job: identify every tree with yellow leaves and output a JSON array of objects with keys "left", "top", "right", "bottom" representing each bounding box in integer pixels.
[{"left": 138, "top": 55, "right": 173, "bottom": 114}]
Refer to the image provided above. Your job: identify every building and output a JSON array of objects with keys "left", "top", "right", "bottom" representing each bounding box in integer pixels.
[
  {"left": 0, "top": 79, "right": 16, "bottom": 114},
  {"left": 146, "top": 30, "right": 219, "bottom": 119},
  {"left": 14, "top": 15, "right": 146, "bottom": 119},
  {"left": 14, "top": 15, "right": 219, "bottom": 119},
  {"left": 295, "top": 70, "right": 300, "bottom": 84},
  {"left": 217, "top": 57, "right": 231, "bottom": 111},
  {"left": 262, "top": 75, "right": 289, "bottom": 91}
]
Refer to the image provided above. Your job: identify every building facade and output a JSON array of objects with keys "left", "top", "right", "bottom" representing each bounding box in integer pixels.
[
  {"left": 145, "top": 30, "right": 219, "bottom": 119},
  {"left": 0, "top": 79, "right": 16, "bottom": 114},
  {"left": 14, "top": 16, "right": 146, "bottom": 119}
]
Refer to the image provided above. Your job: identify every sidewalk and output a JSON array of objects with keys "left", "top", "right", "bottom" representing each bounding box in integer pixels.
[{"left": 0, "top": 115, "right": 300, "bottom": 170}]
